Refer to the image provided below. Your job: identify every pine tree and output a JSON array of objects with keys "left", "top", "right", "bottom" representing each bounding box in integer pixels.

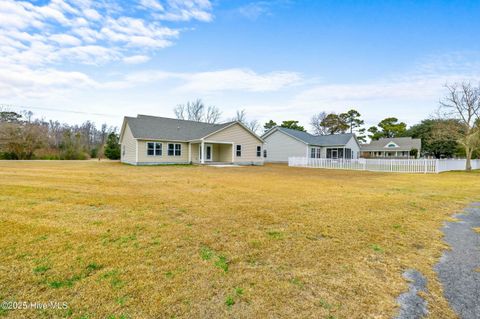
[{"left": 104, "top": 132, "right": 120, "bottom": 160}]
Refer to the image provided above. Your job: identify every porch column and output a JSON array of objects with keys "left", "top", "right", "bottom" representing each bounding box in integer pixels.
[
  {"left": 201, "top": 140, "right": 205, "bottom": 164},
  {"left": 188, "top": 143, "right": 192, "bottom": 163}
]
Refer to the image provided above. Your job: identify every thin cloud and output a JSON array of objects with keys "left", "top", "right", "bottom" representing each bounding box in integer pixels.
[
  {"left": 107, "top": 68, "right": 302, "bottom": 92},
  {"left": 123, "top": 55, "right": 151, "bottom": 64}
]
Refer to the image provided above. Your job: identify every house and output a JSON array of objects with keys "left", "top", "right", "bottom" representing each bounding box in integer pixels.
[
  {"left": 119, "top": 115, "right": 264, "bottom": 165},
  {"left": 360, "top": 137, "right": 421, "bottom": 159},
  {"left": 261, "top": 126, "right": 361, "bottom": 163}
]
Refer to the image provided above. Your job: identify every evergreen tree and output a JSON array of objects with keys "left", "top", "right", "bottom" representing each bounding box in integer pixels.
[
  {"left": 104, "top": 132, "right": 121, "bottom": 160},
  {"left": 263, "top": 120, "right": 277, "bottom": 132},
  {"left": 280, "top": 120, "right": 305, "bottom": 132}
]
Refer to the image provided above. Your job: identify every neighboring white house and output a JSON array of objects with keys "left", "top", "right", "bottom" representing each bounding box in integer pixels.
[
  {"left": 360, "top": 137, "right": 421, "bottom": 159},
  {"left": 119, "top": 115, "right": 264, "bottom": 165},
  {"left": 261, "top": 126, "right": 361, "bottom": 163}
]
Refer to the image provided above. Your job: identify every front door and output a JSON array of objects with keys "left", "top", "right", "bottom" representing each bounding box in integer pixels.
[{"left": 205, "top": 144, "right": 212, "bottom": 161}]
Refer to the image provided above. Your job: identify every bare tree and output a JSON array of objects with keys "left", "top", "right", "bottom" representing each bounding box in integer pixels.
[
  {"left": 173, "top": 99, "right": 222, "bottom": 123},
  {"left": 440, "top": 82, "right": 480, "bottom": 170},
  {"left": 231, "top": 109, "right": 260, "bottom": 133},
  {"left": 310, "top": 112, "right": 328, "bottom": 135},
  {"left": 204, "top": 105, "right": 222, "bottom": 124},
  {"left": 173, "top": 104, "right": 187, "bottom": 120},
  {"left": 232, "top": 110, "right": 247, "bottom": 123}
]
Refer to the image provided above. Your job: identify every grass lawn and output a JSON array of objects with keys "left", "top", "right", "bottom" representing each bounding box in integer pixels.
[{"left": 0, "top": 161, "right": 479, "bottom": 319}]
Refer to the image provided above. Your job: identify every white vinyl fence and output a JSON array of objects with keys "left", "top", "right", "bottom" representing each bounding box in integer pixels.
[{"left": 288, "top": 157, "right": 480, "bottom": 174}]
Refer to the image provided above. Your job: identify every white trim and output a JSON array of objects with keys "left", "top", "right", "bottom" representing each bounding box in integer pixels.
[
  {"left": 263, "top": 127, "right": 309, "bottom": 145},
  {"left": 256, "top": 145, "right": 262, "bottom": 158},
  {"left": 167, "top": 143, "right": 182, "bottom": 157},
  {"left": 203, "top": 140, "right": 235, "bottom": 144},
  {"left": 201, "top": 140, "right": 205, "bottom": 164},
  {"left": 188, "top": 143, "right": 192, "bottom": 163},
  {"left": 136, "top": 138, "right": 187, "bottom": 143},
  {"left": 119, "top": 118, "right": 128, "bottom": 143},
  {"left": 235, "top": 144, "right": 242, "bottom": 157},
  {"left": 202, "top": 121, "right": 264, "bottom": 143},
  {"left": 135, "top": 139, "right": 138, "bottom": 163},
  {"left": 384, "top": 141, "right": 400, "bottom": 148},
  {"left": 205, "top": 143, "right": 213, "bottom": 161},
  {"left": 146, "top": 141, "right": 163, "bottom": 157}
]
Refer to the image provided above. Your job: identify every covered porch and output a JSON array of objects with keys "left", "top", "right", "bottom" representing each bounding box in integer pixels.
[
  {"left": 189, "top": 141, "right": 233, "bottom": 164},
  {"left": 361, "top": 150, "right": 412, "bottom": 158}
]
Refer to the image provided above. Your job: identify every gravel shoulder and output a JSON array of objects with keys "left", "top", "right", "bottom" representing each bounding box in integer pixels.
[{"left": 435, "top": 203, "right": 480, "bottom": 319}]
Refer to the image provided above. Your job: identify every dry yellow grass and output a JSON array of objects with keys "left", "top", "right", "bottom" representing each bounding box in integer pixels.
[{"left": 0, "top": 161, "right": 479, "bottom": 319}]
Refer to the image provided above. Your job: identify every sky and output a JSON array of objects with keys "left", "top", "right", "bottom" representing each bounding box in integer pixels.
[{"left": 1, "top": 0, "right": 480, "bottom": 132}]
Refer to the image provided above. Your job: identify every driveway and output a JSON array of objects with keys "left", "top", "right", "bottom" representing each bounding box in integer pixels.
[{"left": 435, "top": 203, "right": 480, "bottom": 319}]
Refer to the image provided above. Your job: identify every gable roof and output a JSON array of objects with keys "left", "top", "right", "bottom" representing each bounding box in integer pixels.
[
  {"left": 360, "top": 137, "right": 421, "bottom": 151},
  {"left": 120, "top": 115, "right": 263, "bottom": 142},
  {"left": 262, "top": 126, "right": 357, "bottom": 146}
]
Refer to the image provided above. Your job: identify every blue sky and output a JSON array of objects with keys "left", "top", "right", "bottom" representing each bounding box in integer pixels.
[{"left": 1, "top": 0, "right": 480, "bottom": 131}]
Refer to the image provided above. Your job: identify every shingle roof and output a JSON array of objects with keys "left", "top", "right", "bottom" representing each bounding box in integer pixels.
[
  {"left": 264, "top": 126, "right": 356, "bottom": 146},
  {"left": 360, "top": 137, "right": 421, "bottom": 151},
  {"left": 124, "top": 115, "right": 235, "bottom": 141}
]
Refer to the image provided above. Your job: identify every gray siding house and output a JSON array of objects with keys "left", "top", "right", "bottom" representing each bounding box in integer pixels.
[
  {"left": 360, "top": 137, "right": 421, "bottom": 159},
  {"left": 119, "top": 115, "right": 264, "bottom": 165},
  {"left": 261, "top": 127, "right": 361, "bottom": 163}
]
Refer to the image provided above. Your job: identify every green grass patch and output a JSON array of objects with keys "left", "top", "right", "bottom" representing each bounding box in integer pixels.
[
  {"left": 266, "top": 231, "right": 283, "bottom": 240},
  {"left": 101, "top": 269, "right": 124, "bottom": 289},
  {"left": 200, "top": 247, "right": 214, "bottom": 261},
  {"left": 214, "top": 255, "right": 229, "bottom": 272},
  {"left": 371, "top": 244, "right": 384, "bottom": 253},
  {"left": 225, "top": 296, "right": 235, "bottom": 307},
  {"left": 33, "top": 265, "right": 51, "bottom": 274},
  {"left": 48, "top": 263, "right": 103, "bottom": 289}
]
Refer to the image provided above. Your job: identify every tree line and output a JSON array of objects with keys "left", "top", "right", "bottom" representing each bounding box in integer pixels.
[
  {"left": 0, "top": 108, "right": 121, "bottom": 160},
  {"left": 1, "top": 82, "right": 478, "bottom": 167}
]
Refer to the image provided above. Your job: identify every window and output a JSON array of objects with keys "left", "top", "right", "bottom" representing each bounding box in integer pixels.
[
  {"left": 345, "top": 148, "right": 352, "bottom": 159},
  {"left": 263, "top": 149, "right": 267, "bottom": 158},
  {"left": 236, "top": 145, "right": 242, "bottom": 157},
  {"left": 147, "top": 142, "right": 155, "bottom": 156},
  {"left": 310, "top": 147, "right": 321, "bottom": 158},
  {"left": 326, "top": 148, "right": 346, "bottom": 159},
  {"left": 257, "top": 146, "right": 262, "bottom": 157},
  {"left": 147, "top": 142, "right": 162, "bottom": 156},
  {"left": 155, "top": 143, "right": 162, "bottom": 156},
  {"left": 168, "top": 143, "right": 181, "bottom": 156}
]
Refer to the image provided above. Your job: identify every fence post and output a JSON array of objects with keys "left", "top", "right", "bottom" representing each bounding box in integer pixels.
[{"left": 435, "top": 159, "right": 439, "bottom": 173}]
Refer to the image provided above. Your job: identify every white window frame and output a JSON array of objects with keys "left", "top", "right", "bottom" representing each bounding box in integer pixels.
[
  {"left": 310, "top": 147, "right": 321, "bottom": 159},
  {"left": 236, "top": 145, "right": 242, "bottom": 157},
  {"left": 256, "top": 146, "right": 262, "bottom": 157},
  {"left": 168, "top": 143, "right": 182, "bottom": 156},
  {"left": 147, "top": 142, "right": 162, "bottom": 156}
]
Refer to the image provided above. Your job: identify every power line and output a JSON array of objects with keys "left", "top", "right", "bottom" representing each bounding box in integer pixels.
[{"left": 0, "top": 103, "right": 120, "bottom": 118}]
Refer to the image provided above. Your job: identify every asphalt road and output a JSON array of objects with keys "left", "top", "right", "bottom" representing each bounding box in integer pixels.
[{"left": 435, "top": 203, "right": 480, "bottom": 319}]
